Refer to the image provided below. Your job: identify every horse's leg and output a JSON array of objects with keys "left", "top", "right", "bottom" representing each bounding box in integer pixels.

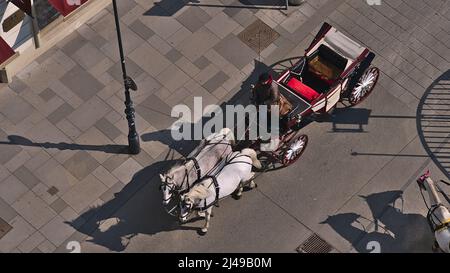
[
  {"left": 234, "top": 185, "right": 243, "bottom": 199},
  {"left": 243, "top": 172, "right": 257, "bottom": 189},
  {"left": 197, "top": 211, "right": 206, "bottom": 218},
  {"left": 248, "top": 172, "right": 257, "bottom": 189},
  {"left": 248, "top": 179, "right": 257, "bottom": 189},
  {"left": 201, "top": 207, "right": 212, "bottom": 234}
]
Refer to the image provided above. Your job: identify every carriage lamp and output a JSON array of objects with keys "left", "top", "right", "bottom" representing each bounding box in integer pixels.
[{"left": 112, "top": 0, "right": 140, "bottom": 154}]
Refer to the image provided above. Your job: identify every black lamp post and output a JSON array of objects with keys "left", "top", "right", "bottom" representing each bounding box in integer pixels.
[{"left": 112, "top": 0, "right": 140, "bottom": 154}]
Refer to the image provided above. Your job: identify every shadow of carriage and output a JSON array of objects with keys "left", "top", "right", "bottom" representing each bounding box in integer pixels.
[{"left": 322, "top": 191, "right": 433, "bottom": 253}]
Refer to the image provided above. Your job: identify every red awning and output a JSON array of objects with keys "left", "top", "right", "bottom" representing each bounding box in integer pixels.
[
  {"left": 48, "top": 0, "right": 89, "bottom": 17},
  {"left": 9, "top": 0, "right": 32, "bottom": 17},
  {"left": 0, "top": 37, "right": 15, "bottom": 65}
]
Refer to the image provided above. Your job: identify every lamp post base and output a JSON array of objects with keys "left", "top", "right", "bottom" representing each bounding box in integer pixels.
[{"left": 128, "top": 134, "right": 141, "bottom": 154}]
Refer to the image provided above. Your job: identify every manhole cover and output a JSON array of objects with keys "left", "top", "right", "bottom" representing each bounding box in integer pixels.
[
  {"left": 0, "top": 217, "right": 12, "bottom": 240},
  {"left": 238, "top": 19, "right": 280, "bottom": 53},
  {"left": 296, "top": 233, "right": 334, "bottom": 253}
]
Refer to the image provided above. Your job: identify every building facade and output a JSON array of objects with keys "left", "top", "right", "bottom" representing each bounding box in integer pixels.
[{"left": 0, "top": 0, "right": 109, "bottom": 82}]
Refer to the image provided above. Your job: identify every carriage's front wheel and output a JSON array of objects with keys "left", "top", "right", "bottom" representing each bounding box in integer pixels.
[
  {"left": 281, "top": 134, "right": 308, "bottom": 166},
  {"left": 349, "top": 67, "right": 379, "bottom": 106}
]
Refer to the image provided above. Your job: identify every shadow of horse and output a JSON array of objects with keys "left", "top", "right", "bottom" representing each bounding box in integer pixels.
[
  {"left": 65, "top": 59, "right": 276, "bottom": 251},
  {"left": 322, "top": 190, "right": 433, "bottom": 253},
  {"left": 65, "top": 157, "right": 204, "bottom": 252}
]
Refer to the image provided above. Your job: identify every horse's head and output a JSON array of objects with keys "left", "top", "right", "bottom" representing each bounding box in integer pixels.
[
  {"left": 159, "top": 173, "right": 175, "bottom": 205},
  {"left": 179, "top": 194, "right": 194, "bottom": 222}
]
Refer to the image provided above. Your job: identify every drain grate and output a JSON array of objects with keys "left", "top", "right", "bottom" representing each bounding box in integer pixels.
[
  {"left": 238, "top": 19, "right": 280, "bottom": 53},
  {"left": 296, "top": 233, "right": 334, "bottom": 253},
  {"left": 0, "top": 217, "right": 12, "bottom": 240}
]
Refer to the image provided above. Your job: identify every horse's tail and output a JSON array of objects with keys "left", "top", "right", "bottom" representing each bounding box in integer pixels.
[{"left": 241, "top": 148, "right": 261, "bottom": 169}]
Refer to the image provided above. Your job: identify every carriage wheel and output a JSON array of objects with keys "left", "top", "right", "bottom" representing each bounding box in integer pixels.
[
  {"left": 280, "top": 134, "right": 308, "bottom": 166},
  {"left": 349, "top": 67, "right": 379, "bottom": 106}
]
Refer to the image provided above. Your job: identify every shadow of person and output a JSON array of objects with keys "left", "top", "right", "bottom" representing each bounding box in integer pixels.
[
  {"left": 322, "top": 191, "right": 432, "bottom": 253},
  {"left": 66, "top": 158, "right": 202, "bottom": 252},
  {"left": 0, "top": 135, "right": 129, "bottom": 154}
]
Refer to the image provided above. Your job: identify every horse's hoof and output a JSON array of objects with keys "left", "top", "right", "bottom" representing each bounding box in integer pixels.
[
  {"left": 233, "top": 194, "right": 242, "bottom": 200},
  {"left": 198, "top": 229, "right": 208, "bottom": 236}
]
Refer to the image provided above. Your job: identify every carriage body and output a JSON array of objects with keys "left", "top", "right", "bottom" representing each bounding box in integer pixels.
[{"left": 275, "top": 22, "right": 380, "bottom": 130}]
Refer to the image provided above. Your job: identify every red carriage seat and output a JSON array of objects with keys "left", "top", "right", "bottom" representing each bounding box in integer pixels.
[{"left": 287, "top": 77, "right": 320, "bottom": 102}]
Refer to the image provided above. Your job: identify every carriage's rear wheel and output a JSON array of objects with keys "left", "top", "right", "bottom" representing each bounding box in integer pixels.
[
  {"left": 348, "top": 67, "right": 379, "bottom": 106},
  {"left": 280, "top": 134, "right": 308, "bottom": 166}
]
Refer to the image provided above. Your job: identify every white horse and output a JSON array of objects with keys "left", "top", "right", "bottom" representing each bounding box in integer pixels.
[
  {"left": 417, "top": 171, "right": 450, "bottom": 253},
  {"left": 160, "top": 128, "right": 235, "bottom": 205},
  {"left": 179, "top": 148, "right": 262, "bottom": 234}
]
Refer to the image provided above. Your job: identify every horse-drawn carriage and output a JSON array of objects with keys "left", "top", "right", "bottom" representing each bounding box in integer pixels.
[
  {"left": 236, "top": 22, "right": 380, "bottom": 170},
  {"left": 159, "top": 22, "right": 380, "bottom": 233}
]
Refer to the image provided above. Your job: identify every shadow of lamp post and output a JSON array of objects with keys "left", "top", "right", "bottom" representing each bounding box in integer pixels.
[{"left": 112, "top": 0, "right": 140, "bottom": 154}]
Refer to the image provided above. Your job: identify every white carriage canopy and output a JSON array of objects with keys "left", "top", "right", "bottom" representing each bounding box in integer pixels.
[{"left": 323, "top": 28, "right": 366, "bottom": 61}]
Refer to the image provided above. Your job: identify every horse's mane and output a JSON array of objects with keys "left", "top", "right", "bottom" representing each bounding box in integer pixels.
[
  {"left": 166, "top": 159, "right": 188, "bottom": 174},
  {"left": 186, "top": 182, "right": 210, "bottom": 200}
]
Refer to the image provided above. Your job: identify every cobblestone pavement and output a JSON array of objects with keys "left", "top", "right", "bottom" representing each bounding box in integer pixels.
[{"left": 0, "top": 0, "right": 449, "bottom": 253}]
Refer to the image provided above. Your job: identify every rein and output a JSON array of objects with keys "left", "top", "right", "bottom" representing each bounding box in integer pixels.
[{"left": 185, "top": 157, "right": 201, "bottom": 182}]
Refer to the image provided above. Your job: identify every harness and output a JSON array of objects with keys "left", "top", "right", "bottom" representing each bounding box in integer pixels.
[
  {"left": 194, "top": 176, "right": 221, "bottom": 211},
  {"left": 185, "top": 157, "right": 201, "bottom": 182},
  {"left": 161, "top": 134, "right": 233, "bottom": 202},
  {"left": 419, "top": 182, "right": 450, "bottom": 233},
  {"left": 427, "top": 204, "right": 450, "bottom": 232},
  {"left": 190, "top": 152, "right": 255, "bottom": 212}
]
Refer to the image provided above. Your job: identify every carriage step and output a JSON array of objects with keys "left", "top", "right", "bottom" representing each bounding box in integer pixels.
[{"left": 296, "top": 233, "right": 334, "bottom": 253}]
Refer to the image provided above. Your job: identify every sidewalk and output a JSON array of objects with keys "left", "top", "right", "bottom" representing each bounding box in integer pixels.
[{"left": 0, "top": 0, "right": 323, "bottom": 253}]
